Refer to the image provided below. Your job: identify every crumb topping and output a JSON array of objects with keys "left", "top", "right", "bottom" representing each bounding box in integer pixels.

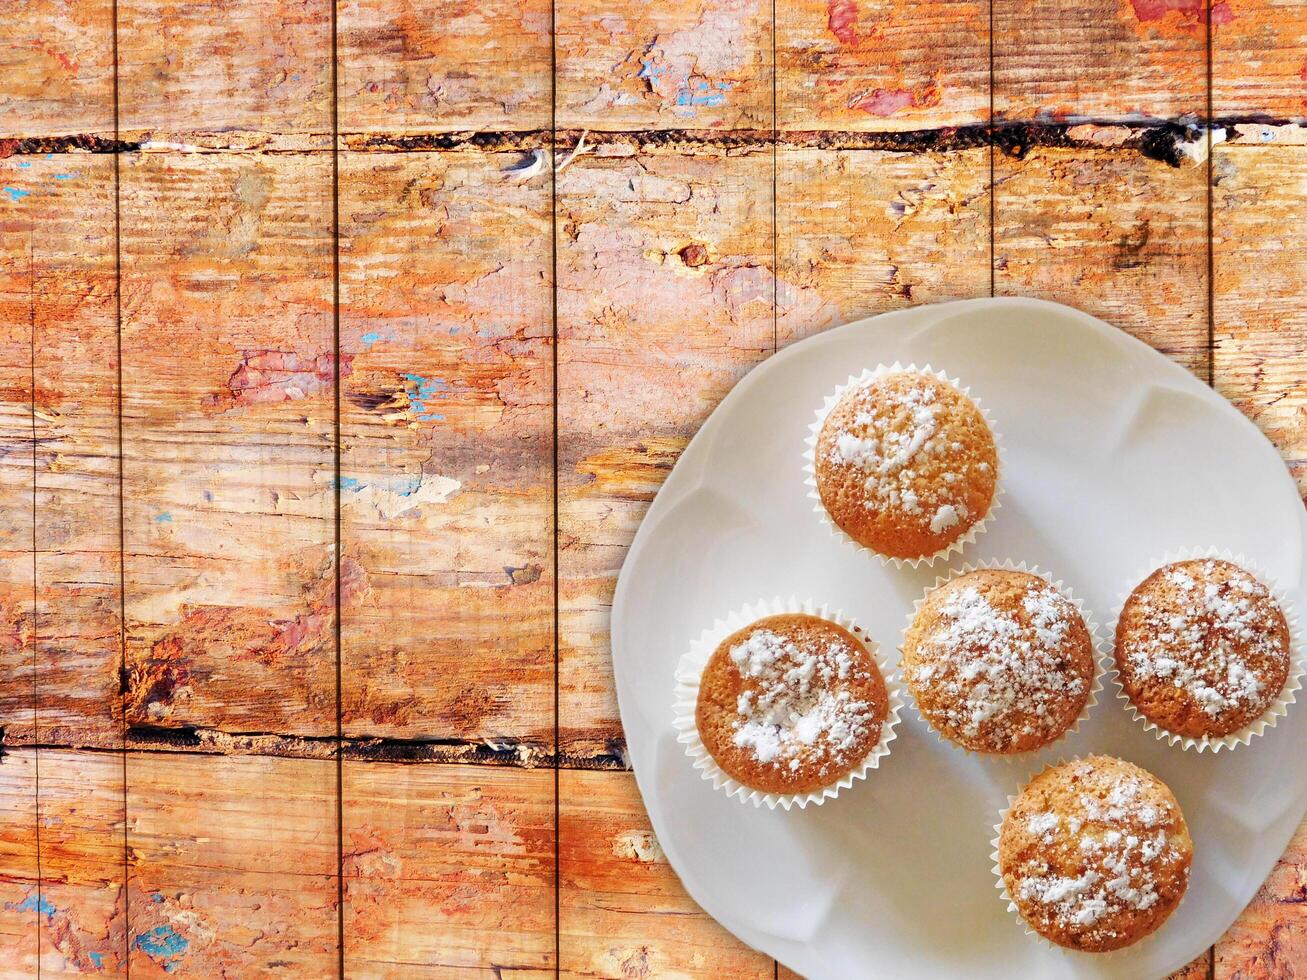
[
  {"left": 1116, "top": 559, "right": 1290, "bottom": 737},
  {"left": 904, "top": 571, "right": 1092, "bottom": 753}
]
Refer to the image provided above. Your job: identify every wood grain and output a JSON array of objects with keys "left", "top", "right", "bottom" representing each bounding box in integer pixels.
[
  {"left": 36, "top": 750, "right": 126, "bottom": 976},
  {"left": 338, "top": 0, "right": 552, "bottom": 135},
  {"left": 555, "top": 0, "right": 773, "bottom": 130},
  {"left": 776, "top": 146, "right": 991, "bottom": 347},
  {"left": 557, "top": 149, "right": 774, "bottom": 761},
  {"left": 1212, "top": 0, "right": 1307, "bottom": 119},
  {"left": 777, "top": 0, "right": 989, "bottom": 130},
  {"left": 116, "top": 0, "right": 332, "bottom": 144},
  {"left": 339, "top": 150, "right": 554, "bottom": 749},
  {"left": 1214, "top": 819, "right": 1307, "bottom": 978},
  {"left": 0, "top": 750, "right": 38, "bottom": 978},
  {"left": 559, "top": 769, "right": 772, "bottom": 978},
  {"left": 125, "top": 751, "right": 338, "bottom": 975},
  {"left": 343, "top": 760, "right": 555, "bottom": 976},
  {"left": 993, "top": 145, "right": 1210, "bottom": 376},
  {"left": 120, "top": 151, "right": 337, "bottom": 740},
  {"left": 0, "top": 0, "right": 114, "bottom": 139},
  {"left": 993, "top": 0, "right": 1206, "bottom": 121}
]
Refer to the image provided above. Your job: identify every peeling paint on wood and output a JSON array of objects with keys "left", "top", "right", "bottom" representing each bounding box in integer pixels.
[
  {"left": 126, "top": 752, "right": 338, "bottom": 975},
  {"left": 994, "top": 0, "right": 1206, "bottom": 122},
  {"left": 343, "top": 761, "right": 556, "bottom": 975},
  {"left": 340, "top": 150, "right": 554, "bottom": 747},
  {"left": 556, "top": 0, "right": 774, "bottom": 130},
  {"left": 1213, "top": 0, "right": 1307, "bottom": 119},
  {"left": 557, "top": 153, "right": 775, "bottom": 760},
  {"left": 994, "top": 147, "right": 1210, "bottom": 377},
  {"left": 338, "top": 0, "right": 552, "bottom": 135},
  {"left": 1214, "top": 820, "right": 1307, "bottom": 977},
  {"left": 777, "top": 146, "right": 991, "bottom": 347},
  {"left": 560, "top": 769, "right": 773, "bottom": 978},
  {"left": 777, "top": 0, "right": 989, "bottom": 130},
  {"left": 0, "top": 751, "right": 39, "bottom": 977},
  {"left": 120, "top": 151, "right": 337, "bottom": 739}
]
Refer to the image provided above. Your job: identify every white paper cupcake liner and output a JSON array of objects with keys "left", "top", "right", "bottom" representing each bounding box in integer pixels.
[
  {"left": 802, "top": 362, "right": 1003, "bottom": 569},
  {"left": 900, "top": 560, "right": 1105, "bottom": 759},
  {"left": 1107, "top": 547, "right": 1304, "bottom": 753},
  {"left": 990, "top": 757, "right": 1188, "bottom": 956},
  {"left": 673, "top": 596, "right": 904, "bottom": 810}
]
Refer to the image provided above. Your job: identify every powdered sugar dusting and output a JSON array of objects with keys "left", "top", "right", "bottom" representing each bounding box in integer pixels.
[
  {"left": 1121, "top": 560, "right": 1288, "bottom": 722},
  {"left": 1004, "top": 759, "right": 1190, "bottom": 949},
  {"left": 821, "top": 375, "right": 984, "bottom": 534},
  {"left": 728, "top": 626, "right": 876, "bottom": 774},
  {"left": 906, "top": 575, "right": 1090, "bottom": 751}
]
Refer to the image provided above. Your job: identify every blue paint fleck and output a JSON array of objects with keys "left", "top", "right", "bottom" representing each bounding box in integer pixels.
[
  {"left": 675, "top": 78, "right": 730, "bottom": 109},
  {"left": 150, "top": 892, "right": 165, "bottom": 903},
  {"left": 154, "top": 512, "right": 172, "bottom": 523},
  {"left": 133, "top": 925, "right": 189, "bottom": 966},
  {"left": 402, "top": 372, "right": 450, "bottom": 421},
  {"left": 339, "top": 476, "right": 362, "bottom": 491},
  {"left": 54, "top": 173, "right": 75, "bottom": 180},
  {"left": 637, "top": 60, "right": 666, "bottom": 83},
  {"left": 202, "top": 490, "right": 213, "bottom": 502},
  {"left": 361, "top": 331, "right": 383, "bottom": 347},
  {"left": 10, "top": 894, "right": 56, "bottom": 919},
  {"left": 3, "top": 187, "right": 30, "bottom": 202},
  {"left": 17, "top": 162, "right": 30, "bottom": 169},
  {"left": 88, "top": 951, "right": 104, "bottom": 968}
]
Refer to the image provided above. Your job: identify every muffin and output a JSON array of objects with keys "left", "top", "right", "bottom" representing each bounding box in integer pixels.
[
  {"left": 694, "top": 613, "right": 889, "bottom": 795},
  {"left": 813, "top": 369, "right": 997, "bottom": 561},
  {"left": 1115, "top": 559, "right": 1292, "bottom": 740},
  {"left": 902, "top": 568, "right": 1096, "bottom": 753},
  {"left": 997, "top": 756, "right": 1193, "bottom": 952}
]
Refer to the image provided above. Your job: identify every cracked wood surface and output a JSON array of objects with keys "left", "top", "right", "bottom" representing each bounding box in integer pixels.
[{"left": 1, "top": 0, "right": 1306, "bottom": 977}]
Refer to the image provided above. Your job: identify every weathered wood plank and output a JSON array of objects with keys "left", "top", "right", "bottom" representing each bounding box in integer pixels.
[
  {"left": 125, "top": 751, "right": 338, "bottom": 975},
  {"left": 559, "top": 769, "right": 772, "bottom": 978},
  {"left": 993, "top": 145, "right": 1210, "bottom": 376},
  {"left": 1212, "top": 0, "right": 1307, "bottom": 119},
  {"left": 556, "top": 149, "right": 774, "bottom": 761},
  {"left": 776, "top": 0, "right": 989, "bottom": 130},
  {"left": 775, "top": 146, "right": 991, "bottom": 349},
  {"left": 1211, "top": 141, "right": 1307, "bottom": 495},
  {"left": 342, "top": 760, "right": 555, "bottom": 976},
  {"left": 119, "top": 151, "right": 337, "bottom": 740},
  {"left": 338, "top": 150, "right": 553, "bottom": 749},
  {"left": 0, "top": 751, "right": 39, "bottom": 978},
  {"left": 36, "top": 750, "right": 126, "bottom": 976},
  {"left": 1215, "top": 819, "right": 1307, "bottom": 978},
  {"left": 0, "top": 0, "right": 114, "bottom": 139},
  {"left": 338, "top": 0, "right": 553, "bottom": 135},
  {"left": 0, "top": 161, "right": 37, "bottom": 747},
  {"left": 3, "top": 154, "right": 123, "bottom": 749},
  {"left": 993, "top": 0, "right": 1206, "bottom": 121},
  {"left": 116, "top": 0, "right": 332, "bottom": 144},
  {"left": 555, "top": 0, "right": 773, "bottom": 131}
]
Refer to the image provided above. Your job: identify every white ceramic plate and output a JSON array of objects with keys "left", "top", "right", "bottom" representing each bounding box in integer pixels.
[{"left": 610, "top": 298, "right": 1307, "bottom": 980}]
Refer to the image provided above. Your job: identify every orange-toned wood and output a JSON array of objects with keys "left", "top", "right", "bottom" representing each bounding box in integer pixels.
[
  {"left": 338, "top": 149, "right": 553, "bottom": 748},
  {"left": 555, "top": 0, "right": 773, "bottom": 130},
  {"left": 1214, "top": 819, "right": 1307, "bottom": 977},
  {"left": 343, "top": 760, "right": 555, "bottom": 976},
  {"left": 125, "top": 752, "right": 338, "bottom": 975},
  {"left": 0, "top": 751, "right": 39, "bottom": 978},
  {"left": 993, "top": 146, "right": 1210, "bottom": 377},
  {"left": 559, "top": 769, "right": 773, "bottom": 979},
  {"left": 1212, "top": 0, "right": 1307, "bottom": 119},
  {"left": 777, "top": 0, "right": 989, "bottom": 130},
  {"left": 776, "top": 146, "right": 991, "bottom": 348},
  {"left": 119, "top": 150, "right": 337, "bottom": 740},
  {"left": 338, "top": 0, "right": 552, "bottom": 135},
  {"left": 556, "top": 149, "right": 774, "bottom": 760},
  {"left": 993, "top": 0, "right": 1206, "bottom": 121},
  {"left": 0, "top": 0, "right": 114, "bottom": 139}
]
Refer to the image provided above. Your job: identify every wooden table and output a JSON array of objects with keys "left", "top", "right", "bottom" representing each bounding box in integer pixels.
[{"left": 1, "top": 0, "right": 1303, "bottom": 976}]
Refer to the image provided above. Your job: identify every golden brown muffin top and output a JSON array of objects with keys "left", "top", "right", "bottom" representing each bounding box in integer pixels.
[
  {"left": 902, "top": 569, "right": 1095, "bottom": 754},
  {"left": 814, "top": 371, "right": 997, "bottom": 560},
  {"left": 695, "top": 614, "right": 888, "bottom": 795},
  {"left": 1115, "top": 559, "right": 1291, "bottom": 739},
  {"left": 999, "top": 756, "right": 1193, "bottom": 953}
]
